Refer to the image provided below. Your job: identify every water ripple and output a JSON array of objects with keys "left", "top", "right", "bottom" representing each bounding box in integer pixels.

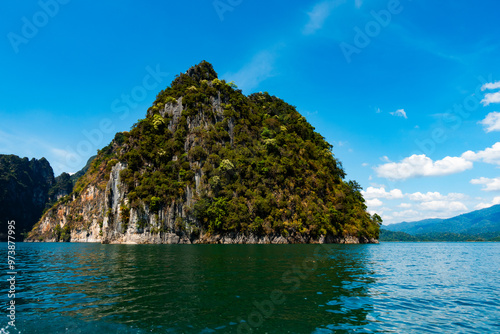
[{"left": 0, "top": 242, "right": 499, "bottom": 333}]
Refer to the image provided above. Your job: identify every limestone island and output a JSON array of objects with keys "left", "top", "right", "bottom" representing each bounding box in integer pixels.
[{"left": 27, "top": 61, "right": 381, "bottom": 244}]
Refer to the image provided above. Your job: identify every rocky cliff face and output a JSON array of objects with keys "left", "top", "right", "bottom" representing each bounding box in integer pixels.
[
  {"left": 0, "top": 155, "right": 54, "bottom": 240},
  {"left": 27, "top": 61, "right": 380, "bottom": 244},
  {"left": 0, "top": 154, "right": 93, "bottom": 241}
]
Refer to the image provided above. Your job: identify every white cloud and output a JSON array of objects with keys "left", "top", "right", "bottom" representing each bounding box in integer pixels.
[
  {"left": 367, "top": 207, "right": 393, "bottom": 223},
  {"left": 223, "top": 50, "right": 276, "bottom": 93},
  {"left": 373, "top": 142, "right": 500, "bottom": 180},
  {"left": 481, "top": 81, "right": 500, "bottom": 91},
  {"left": 481, "top": 92, "right": 500, "bottom": 106},
  {"left": 336, "top": 141, "right": 348, "bottom": 147},
  {"left": 375, "top": 154, "right": 473, "bottom": 180},
  {"left": 392, "top": 210, "right": 420, "bottom": 219},
  {"left": 408, "top": 191, "right": 465, "bottom": 202},
  {"left": 380, "top": 214, "right": 393, "bottom": 222},
  {"left": 470, "top": 177, "right": 500, "bottom": 191},
  {"left": 303, "top": 0, "right": 346, "bottom": 35},
  {"left": 375, "top": 143, "right": 500, "bottom": 180},
  {"left": 462, "top": 142, "right": 500, "bottom": 166},
  {"left": 366, "top": 198, "right": 383, "bottom": 207},
  {"left": 475, "top": 196, "right": 500, "bottom": 210},
  {"left": 369, "top": 183, "right": 386, "bottom": 188},
  {"left": 408, "top": 191, "right": 441, "bottom": 202},
  {"left": 362, "top": 187, "right": 404, "bottom": 199},
  {"left": 360, "top": 188, "right": 467, "bottom": 225},
  {"left": 376, "top": 189, "right": 469, "bottom": 225},
  {"left": 390, "top": 109, "right": 408, "bottom": 119},
  {"left": 479, "top": 112, "right": 500, "bottom": 132},
  {"left": 407, "top": 192, "right": 467, "bottom": 216},
  {"left": 387, "top": 199, "right": 467, "bottom": 224},
  {"left": 419, "top": 200, "right": 467, "bottom": 212}
]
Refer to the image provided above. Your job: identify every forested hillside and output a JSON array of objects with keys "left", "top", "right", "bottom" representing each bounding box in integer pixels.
[{"left": 28, "top": 61, "right": 381, "bottom": 244}]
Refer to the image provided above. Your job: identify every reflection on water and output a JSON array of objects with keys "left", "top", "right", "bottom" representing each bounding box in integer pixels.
[{"left": 0, "top": 242, "right": 499, "bottom": 333}]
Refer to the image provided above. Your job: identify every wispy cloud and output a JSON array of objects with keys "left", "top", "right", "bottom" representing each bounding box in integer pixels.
[
  {"left": 475, "top": 196, "right": 500, "bottom": 210},
  {"left": 470, "top": 177, "right": 500, "bottom": 191},
  {"left": 0, "top": 130, "right": 16, "bottom": 152},
  {"left": 481, "top": 81, "right": 500, "bottom": 91},
  {"left": 386, "top": 22, "right": 489, "bottom": 66},
  {"left": 481, "top": 80, "right": 500, "bottom": 106},
  {"left": 481, "top": 91, "right": 500, "bottom": 106},
  {"left": 419, "top": 200, "right": 467, "bottom": 212},
  {"left": 335, "top": 140, "right": 348, "bottom": 147},
  {"left": 303, "top": 0, "right": 346, "bottom": 35},
  {"left": 223, "top": 50, "right": 277, "bottom": 93},
  {"left": 0, "top": 129, "right": 85, "bottom": 175},
  {"left": 408, "top": 192, "right": 466, "bottom": 202},
  {"left": 479, "top": 112, "right": 500, "bottom": 132},
  {"left": 390, "top": 108, "right": 408, "bottom": 119},
  {"left": 50, "top": 147, "right": 78, "bottom": 163},
  {"left": 366, "top": 188, "right": 469, "bottom": 225},
  {"left": 0, "top": 129, "right": 39, "bottom": 157}
]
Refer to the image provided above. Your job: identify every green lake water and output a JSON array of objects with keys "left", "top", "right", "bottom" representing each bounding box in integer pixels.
[{"left": 1, "top": 242, "right": 499, "bottom": 333}]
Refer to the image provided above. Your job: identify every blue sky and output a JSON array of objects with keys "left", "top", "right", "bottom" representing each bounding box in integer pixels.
[{"left": 1, "top": 0, "right": 500, "bottom": 225}]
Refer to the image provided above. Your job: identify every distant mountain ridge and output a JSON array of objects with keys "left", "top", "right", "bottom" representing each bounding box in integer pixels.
[
  {"left": 0, "top": 154, "right": 95, "bottom": 240},
  {"left": 384, "top": 204, "right": 500, "bottom": 238},
  {"left": 0, "top": 155, "right": 54, "bottom": 240}
]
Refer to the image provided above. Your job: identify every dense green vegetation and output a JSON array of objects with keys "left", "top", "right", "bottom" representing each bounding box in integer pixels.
[
  {"left": 70, "top": 155, "right": 96, "bottom": 184},
  {"left": 0, "top": 155, "right": 54, "bottom": 240},
  {"left": 48, "top": 173, "right": 73, "bottom": 203},
  {"left": 79, "top": 61, "right": 380, "bottom": 240},
  {"left": 379, "top": 229, "right": 419, "bottom": 242}
]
